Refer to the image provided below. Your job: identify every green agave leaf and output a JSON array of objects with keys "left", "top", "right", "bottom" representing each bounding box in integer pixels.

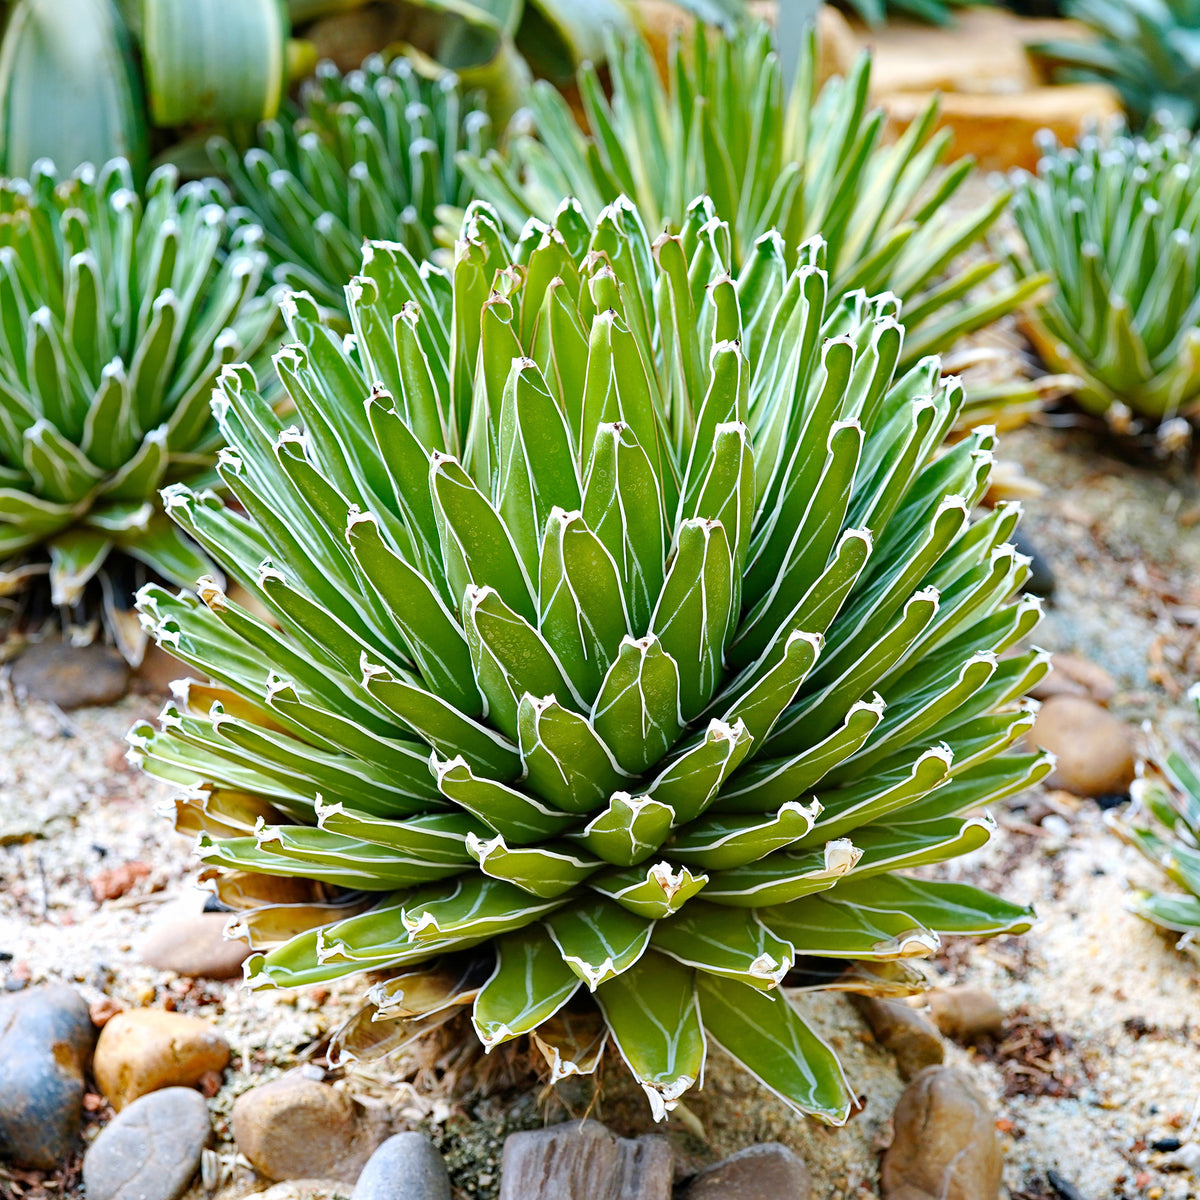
[
  {"left": 591, "top": 860, "right": 709, "bottom": 920},
  {"left": 696, "top": 972, "right": 853, "bottom": 1123},
  {"left": 652, "top": 902, "right": 794, "bottom": 990},
  {"left": 595, "top": 950, "right": 705, "bottom": 1121},
  {"left": 467, "top": 832, "right": 601, "bottom": 898},
  {"left": 570, "top": 792, "right": 675, "bottom": 868},
  {"left": 544, "top": 895, "right": 653, "bottom": 990}
]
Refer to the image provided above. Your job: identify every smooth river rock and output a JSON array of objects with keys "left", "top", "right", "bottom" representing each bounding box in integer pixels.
[
  {"left": 82, "top": 1086, "right": 211, "bottom": 1200},
  {"left": 0, "top": 985, "right": 97, "bottom": 1169},
  {"left": 682, "top": 1142, "right": 812, "bottom": 1200},
  {"left": 851, "top": 995, "right": 945, "bottom": 1080},
  {"left": 353, "top": 1132, "right": 451, "bottom": 1200},
  {"left": 93, "top": 1009, "right": 230, "bottom": 1111},
  {"left": 10, "top": 640, "right": 130, "bottom": 709},
  {"left": 139, "top": 912, "right": 251, "bottom": 979}
]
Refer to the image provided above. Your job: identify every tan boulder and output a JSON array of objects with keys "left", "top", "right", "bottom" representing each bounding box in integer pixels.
[{"left": 1031, "top": 694, "right": 1136, "bottom": 797}]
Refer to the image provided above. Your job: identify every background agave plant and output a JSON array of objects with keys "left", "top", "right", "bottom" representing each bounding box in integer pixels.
[
  {"left": 832, "top": 0, "right": 994, "bottom": 25},
  {"left": 1109, "top": 688, "right": 1200, "bottom": 946},
  {"left": 0, "top": 157, "right": 278, "bottom": 655},
  {"left": 1009, "top": 125, "right": 1200, "bottom": 425},
  {"left": 212, "top": 56, "right": 493, "bottom": 318},
  {"left": 1032, "top": 0, "right": 1200, "bottom": 131},
  {"left": 130, "top": 197, "right": 1049, "bottom": 1119},
  {"left": 461, "top": 24, "right": 1045, "bottom": 376}
]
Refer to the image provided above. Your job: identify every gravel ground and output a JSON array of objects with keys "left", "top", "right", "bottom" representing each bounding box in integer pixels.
[{"left": 2, "top": 417, "right": 1200, "bottom": 1199}]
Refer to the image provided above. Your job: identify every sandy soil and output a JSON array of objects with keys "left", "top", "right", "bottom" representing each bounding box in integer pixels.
[{"left": 2, "top": 416, "right": 1200, "bottom": 1200}]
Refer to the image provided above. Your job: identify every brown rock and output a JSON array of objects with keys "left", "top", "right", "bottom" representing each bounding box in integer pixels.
[
  {"left": 1031, "top": 694, "right": 1136, "bottom": 797},
  {"left": 499, "top": 1119, "right": 672, "bottom": 1200},
  {"left": 683, "top": 1142, "right": 811, "bottom": 1200},
  {"left": 93, "top": 1010, "right": 230, "bottom": 1112},
  {"left": 926, "top": 989, "right": 1005, "bottom": 1042},
  {"left": 10, "top": 640, "right": 130, "bottom": 709},
  {"left": 231, "top": 1072, "right": 382, "bottom": 1184},
  {"left": 861, "top": 8, "right": 1038, "bottom": 97},
  {"left": 880, "top": 84, "right": 1123, "bottom": 173},
  {"left": 139, "top": 913, "right": 251, "bottom": 980},
  {"left": 851, "top": 995, "right": 945, "bottom": 1081},
  {"left": 90, "top": 861, "right": 152, "bottom": 902},
  {"left": 882, "top": 1066, "right": 1002, "bottom": 1200},
  {"left": 1029, "top": 652, "right": 1117, "bottom": 704}
]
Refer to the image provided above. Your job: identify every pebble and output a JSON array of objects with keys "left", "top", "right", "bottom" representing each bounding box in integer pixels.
[
  {"left": 926, "top": 989, "right": 1005, "bottom": 1042},
  {"left": 682, "top": 1143, "right": 811, "bottom": 1199},
  {"left": 10, "top": 640, "right": 130, "bottom": 709},
  {"left": 1030, "top": 653, "right": 1117, "bottom": 704},
  {"left": 353, "top": 1133, "right": 451, "bottom": 1200},
  {"left": 851, "top": 995, "right": 945, "bottom": 1080},
  {"left": 499, "top": 1119, "right": 672, "bottom": 1200},
  {"left": 231, "top": 1072, "right": 382, "bottom": 1183},
  {"left": 1031, "top": 694, "right": 1136, "bottom": 797},
  {"left": 260, "top": 1184, "right": 354, "bottom": 1200},
  {"left": 139, "top": 913, "right": 252, "bottom": 979},
  {"left": 82, "top": 1086, "right": 211, "bottom": 1200},
  {"left": 881, "top": 1066, "right": 1002, "bottom": 1200},
  {"left": 0, "top": 985, "right": 97, "bottom": 1169},
  {"left": 93, "top": 1009, "right": 230, "bottom": 1111}
]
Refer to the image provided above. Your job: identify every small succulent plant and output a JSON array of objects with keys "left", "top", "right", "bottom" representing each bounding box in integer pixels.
[
  {"left": 130, "top": 198, "right": 1049, "bottom": 1120},
  {"left": 0, "top": 158, "right": 278, "bottom": 651},
  {"left": 1009, "top": 124, "right": 1200, "bottom": 427},
  {"left": 1109, "top": 692, "right": 1200, "bottom": 946},
  {"left": 211, "top": 55, "right": 493, "bottom": 316},
  {"left": 1033, "top": 0, "right": 1200, "bottom": 131},
  {"left": 461, "top": 25, "right": 1044, "bottom": 374}
]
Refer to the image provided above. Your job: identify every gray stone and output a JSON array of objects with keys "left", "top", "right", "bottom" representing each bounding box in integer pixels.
[
  {"left": 82, "top": 1086, "right": 211, "bottom": 1200},
  {"left": 881, "top": 1066, "right": 1002, "bottom": 1200},
  {"left": 499, "top": 1119, "right": 671, "bottom": 1200},
  {"left": 353, "top": 1133, "right": 451, "bottom": 1200},
  {"left": 682, "top": 1143, "right": 812, "bottom": 1199},
  {"left": 0, "top": 985, "right": 96, "bottom": 1169},
  {"left": 10, "top": 640, "right": 130, "bottom": 709},
  {"left": 851, "top": 995, "right": 945, "bottom": 1080},
  {"left": 139, "top": 913, "right": 251, "bottom": 979}
]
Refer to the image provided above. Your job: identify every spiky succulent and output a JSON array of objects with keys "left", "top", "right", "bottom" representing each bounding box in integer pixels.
[
  {"left": 1033, "top": 0, "right": 1200, "bottom": 131},
  {"left": 1109, "top": 687, "right": 1200, "bottom": 946},
  {"left": 129, "top": 197, "right": 1050, "bottom": 1120},
  {"left": 211, "top": 56, "right": 493, "bottom": 317},
  {"left": 1009, "top": 125, "right": 1200, "bottom": 425},
  {"left": 462, "top": 25, "right": 1043, "bottom": 376},
  {"left": 0, "top": 158, "right": 277, "bottom": 643},
  {"left": 833, "top": 0, "right": 993, "bottom": 25}
]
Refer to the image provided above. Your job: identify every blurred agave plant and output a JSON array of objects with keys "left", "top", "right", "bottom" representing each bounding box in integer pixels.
[
  {"left": 1109, "top": 687, "right": 1200, "bottom": 947},
  {"left": 833, "top": 0, "right": 993, "bottom": 25},
  {"left": 211, "top": 56, "right": 493, "bottom": 317},
  {"left": 1009, "top": 125, "right": 1200, "bottom": 426},
  {"left": 0, "top": 158, "right": 278, "bottom": 656},
  {"left": 130, "top": 198, "right": 1049, "bottom": 1119},
  {"left": 1032, "top": 0, "right": 1200, "bottom": 131},
  {"left": 462, "top": 25, "right": 1045, "bottom": 375}
]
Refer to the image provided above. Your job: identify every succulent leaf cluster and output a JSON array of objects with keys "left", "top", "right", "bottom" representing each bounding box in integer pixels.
[
  {"left": 833, "top": 0, "right": 993, "bottom": 26},
  {"left": 461, "top": 25, "right": 1043, "bottom": 373},
  {"left": 0, "top": 158, "right": 277, "bottom": 625},
  {"left": 1009, "top": 125, "right": 1200, "bottom": 423},
  {"left": 130, "top": 198, "right": 1048, "bottom": 1119},
  {"left": 1110, "top": 687, "right": 1200, "bottom": 942},
  {"left": 1034, "top": 0, "right": 1200, "bottom": 131},
  {"left": 212, "top": 56, "right": 493, "bottom": 316}
]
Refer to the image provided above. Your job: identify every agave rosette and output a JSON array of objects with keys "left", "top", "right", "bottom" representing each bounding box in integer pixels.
[
  {"left": 1010, "top": 124, "right": 1200, "bottom": 425},
  {"left": 0, "top": 158, "right": 278, "bottom": 643},
  {"left": 130, "top": 197, "right": 1049, "bottom": 1120},
  {"left": 212, "top": 56, "right": 493, "bottom": 316},
  {"left": 462, "top": 24, "right": 1045, "bottom": 376},
  {"left": 1109, "top": 685, "right": 1200, "bottom": 941}
]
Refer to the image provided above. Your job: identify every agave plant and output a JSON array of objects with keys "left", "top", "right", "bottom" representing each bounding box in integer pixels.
[
  {"left": 212, "top": 56, "right": 493, "bottom": 317},
  {"left": 833, "top": 0, "right": 993, "bottom": 25},
  {"left": 0, "top": 158, "right": 278, "bottom": 650},
  {"left": 1033, "top": 0, "right": 1200, "bottom": 131},
  {"left": 461, "top": 25, "right": 1045, "bottom": 376},
  {"left": 130, "top": 198, "right": 1050, "bottom": 1120},
  {"left": 1009, "top": 125, "right": 1200, "bottom": 424},
  {"left": 1109, "top": 687, "right": 1200, "bottom": 945}
]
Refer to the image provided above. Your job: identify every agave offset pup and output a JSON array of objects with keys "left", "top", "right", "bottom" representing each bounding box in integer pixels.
[
  {"left": 1109, "top": 686, "right": 1200, "bottom": 947},
  {"left": 130, "top": 198, "right": 1050, "bottom": 1119},
  {"left": 0, "top": 158, "right": 277, "bottom": 655},
  {"left": 1009, "top": 124, "right": 1200, "bottom": 428},
  {"left": 212, "top": 56, "right": 493, "bottom": 317},
  {"left": 462, "top": 25, "right": 1045, "bottom": 376}
]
